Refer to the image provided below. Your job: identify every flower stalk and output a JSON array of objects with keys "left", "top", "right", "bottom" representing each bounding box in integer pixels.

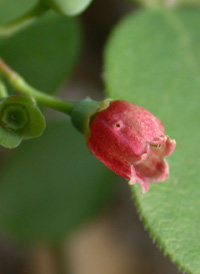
[
  {"left": 0, "top": 58, "right": 74, "bottom": 114},
  {"left": 0, "top": 78, "right": 8, "bottom": 98}
]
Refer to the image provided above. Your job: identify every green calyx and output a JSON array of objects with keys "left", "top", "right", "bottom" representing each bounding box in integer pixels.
[
  {"left": 0, "top": 96, "right": 46, "bottom": 149},
  {"left": 41, "top": 0, "right": 93, "bottom": 16},
  {"left": 70, "top": 98, "right": 112, "bottom": 138}
]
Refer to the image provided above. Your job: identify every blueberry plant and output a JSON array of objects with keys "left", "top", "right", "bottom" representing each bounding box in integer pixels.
[{"left": 0, "top": 1, "right": 199, "bottom": 274}]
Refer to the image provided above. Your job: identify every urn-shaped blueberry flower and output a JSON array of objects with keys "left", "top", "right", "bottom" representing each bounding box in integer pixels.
[{"left": 87, "top": 100, "right": 176, "bottom": 193}]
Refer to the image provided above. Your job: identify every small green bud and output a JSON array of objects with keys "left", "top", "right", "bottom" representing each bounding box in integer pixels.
[
  {"left": 41, "top": 0, "right": 93, "bottom": 16},
  {"left": 0, "top": 96, "right": 46, "bottom": 149}
]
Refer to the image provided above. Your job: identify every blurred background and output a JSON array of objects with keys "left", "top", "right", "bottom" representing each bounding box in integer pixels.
[{"left": 0, "top": 0, "right": 181, "bottom": 273}]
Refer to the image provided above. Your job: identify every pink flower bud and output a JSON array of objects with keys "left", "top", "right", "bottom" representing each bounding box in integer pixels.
[{"left": 87, "top": 100, "right": 176, "bottom": 193}]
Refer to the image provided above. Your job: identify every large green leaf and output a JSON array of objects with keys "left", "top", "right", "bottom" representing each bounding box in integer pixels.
[
  {"left": 104, "top": 8, "right": 200, "bottom": 274},
  {"left": 0, "top": 120, "right": 118, "bottom": 244},
  {"left": 0, "top": 11, "right": 81, "bottom": 93}
]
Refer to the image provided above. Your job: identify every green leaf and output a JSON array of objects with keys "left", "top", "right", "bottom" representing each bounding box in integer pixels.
[
  {"left": 0, "top": 0, "right": 37, "bottom": 24},
  {"left": 41, "top": 0, "right": 93, "bottom": 16},
  {"left": 0, "top": 11, "right": 82, "bottom": 93},
  {"left": 0, "top": 120, "right": 118, "bottom": 244},
  {"left": 0, "top": 96, "right": 45, "bottom": 148},
  {"left": 104, "top": 8, "right": 200, "bottom": 274}
]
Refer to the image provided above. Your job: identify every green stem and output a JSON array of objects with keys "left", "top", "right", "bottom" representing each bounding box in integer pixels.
[
  {"left": 0, "top": 58, "right": 74, "bottom": 115},
  {"left": 0, "top": 2, "right": 49, "bottom": 37},
  {"left": 0, "top": 78, "right": 8, "bottom": 98}
]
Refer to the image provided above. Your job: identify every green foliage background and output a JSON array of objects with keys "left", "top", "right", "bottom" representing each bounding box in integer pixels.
[{"left": 1, "top": 1, "right": 200, "bottom": 273}]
